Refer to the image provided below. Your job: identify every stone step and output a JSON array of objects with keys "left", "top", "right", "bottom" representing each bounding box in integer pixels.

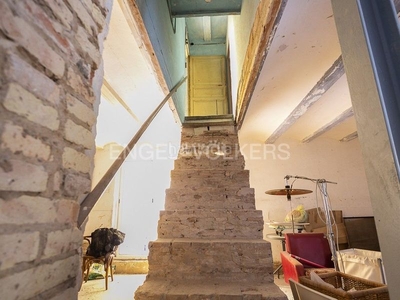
[
  {"left": 174, "top": 154, "right": 245, "bottom": 169},
  {"left": 165, "top": 187, "right": 256, "bottom": 210},
  {"left": 181, "top": 125, "right": 238, "bottom": 138},
  {"left": 146, "top": 239, "right": 273, "bottom": 283},
  {"left": 180, "top": 127, "right": 241, "bottom": 164},
  {"left": 134, "top": 279, "right": 288, "bottom": 300},
  {"left": 158, "top": 209, "right": 264, "bottom": 239},
  {"left": 179, "top": 139, "right": 240, "bottom": 157},
  {"left": 180, "top": 134, "right": 240, "bottom": 145},
  {"left": 170, "top": 169, "right": 250, "bottom": 189},
  {"left": 183, "top": 114, "right": 235, "bottom": 128},
  {"left": 136, "top": 123, "right": 286, "bottom": 299}
]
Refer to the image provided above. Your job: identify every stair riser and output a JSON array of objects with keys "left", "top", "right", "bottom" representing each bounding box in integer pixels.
[
  {"left": 171, "top": 169, "right": 249, "bottom": 177},
  {"left": 181, "top": 126, "right": 238, "bottom": 137},
  {"left": 179, "top": 137, "right": 241, "bottom": 158},
  {"left": 180, "top": 139, "right": 240, "bottom": 150},
  {"left": 170, "top": 180, "right": 250, "bottom": 189},
  {"left": 135, "top": 290, "right": 264, "bottom": 300},
  {"left": 147, "top": 240, "right": 273, "bottom": 283},
  {"left": 158, "top": 210, "right": 264, "bottom": 239},
  {"left": 165, "top": 188, "right": 256, "bottom": 210},
  {"left": 135, "top": 281, "right": 287, "bottom": 300},
  {"left": 170, "top": 170, "right": 250, "bottom": 189},
  {"left": 181, "top": 131, "right": 240, "bottom": 140},
  {"left": 174, "top": 156, "right": 245, "bottom": 170}
]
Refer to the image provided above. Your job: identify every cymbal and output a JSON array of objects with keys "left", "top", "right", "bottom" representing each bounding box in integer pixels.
[{"left": 265, "top": 188, "right": 313, "bottom": 196}]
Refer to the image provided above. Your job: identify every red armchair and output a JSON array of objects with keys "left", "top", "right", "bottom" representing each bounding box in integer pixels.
[{"left": 280, "top": 233, "right": 334, "bottom": 283}]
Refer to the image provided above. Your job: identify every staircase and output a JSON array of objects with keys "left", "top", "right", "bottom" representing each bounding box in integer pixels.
[{"left": 134, "top": 123, "right": 287, "bottom": 299}]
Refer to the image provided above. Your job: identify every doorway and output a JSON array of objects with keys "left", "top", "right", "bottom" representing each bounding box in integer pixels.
[{"left": 188, "top": 55, "right": 229, "bottom": 116}]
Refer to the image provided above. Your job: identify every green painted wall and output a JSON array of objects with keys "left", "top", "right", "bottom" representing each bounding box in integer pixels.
[
  {"left": 170, "top": 0, "right": 242, "bottom": 17},
  {"left": 136, "top": 0, "right": 187, "bottom": 122}
]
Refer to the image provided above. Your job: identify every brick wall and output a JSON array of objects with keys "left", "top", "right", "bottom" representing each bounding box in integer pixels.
[{"left": 0, "top": 0, "right": 112, "bottom": 299}]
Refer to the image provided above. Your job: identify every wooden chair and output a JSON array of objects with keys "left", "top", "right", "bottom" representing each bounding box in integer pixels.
[{"left": 81, "top": 236, "right": 116, "bottom": 290}]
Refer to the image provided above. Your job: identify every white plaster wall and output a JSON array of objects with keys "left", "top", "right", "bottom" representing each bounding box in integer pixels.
[
  {"left": 239, "top": 134, "right": 373, "bottom": 262},
  {"left": 85, "top": 143, "right": 124, "bottom": 236},
  {"left": 116, "top": 104, "right": 181, "bottom": 258},
  {"left": 90, "top": 0, "right": 182, "bottom": 257},
  {"left": 331, "top": 1, "right": 400, "bottom": 295}
]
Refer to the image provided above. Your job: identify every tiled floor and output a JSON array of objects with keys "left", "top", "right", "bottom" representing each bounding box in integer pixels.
[
  {"left": 78, "top": 274, "right": 294, "bottom": 300},
  {"left": 79, "top": 274, "right": 146, "bottom": 300}
]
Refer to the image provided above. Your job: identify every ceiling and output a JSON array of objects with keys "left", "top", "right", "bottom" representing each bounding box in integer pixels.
[
  {"left": 182, "top": 0, "right": 360, "bottom": 146},
  {"left": 239, "top": 0, "right": 356, "bottom": 144},
  {"left": 184, "top": 0, "right": 358, "bottom": 145},
  {"left": 172, "top": 0, "right": 235, "bottom": 56},
  {"left": 99, "top": 0, "right": 365, "bottom": 147},
  {"left": 168, "top": 0, "right": 242, "bottom": 17},
  {"left": 186, "top": 16, "right": 228, "bottom": 56}
]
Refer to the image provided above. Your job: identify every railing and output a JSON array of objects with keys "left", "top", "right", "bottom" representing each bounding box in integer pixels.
[{"left": 78, "top": 76, "right": 187, "bottom": 228}]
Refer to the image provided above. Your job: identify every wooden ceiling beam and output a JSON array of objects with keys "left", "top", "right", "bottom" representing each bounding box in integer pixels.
[
  {"left": 340, "top": 131, "right": 358, "bottom": 142},
  {"left": 203, "top": 16, "right": 212, "bottom": 42},
  {"left": 302, "top": 107, "right": 354, "bottom": 143},
  {"left": 265, "top": 56, "right": 344, "bottom": 144},
  {"left": 235, "top": 0, "right": 287, "bottom": 129},
  {"left": 101, "top": 79, "right": 140, "bottom": 123}
]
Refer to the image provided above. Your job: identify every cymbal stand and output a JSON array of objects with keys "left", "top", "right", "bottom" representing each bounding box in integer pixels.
[
  {"left": 318, "top": 180, "right": 339, "bottom": 271},
  {"left": 285, "top": 177, "right": 295, "bottom": 233},
  {"left": 284, "top": 175, "right": 339, "bottom": 271}
]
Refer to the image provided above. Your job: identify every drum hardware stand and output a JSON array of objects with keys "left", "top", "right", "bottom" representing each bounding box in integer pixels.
[{"left": 283, "top": 175, "right": 339, "bottom": 271}]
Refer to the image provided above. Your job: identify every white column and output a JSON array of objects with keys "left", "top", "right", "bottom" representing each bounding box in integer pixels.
[{"left": 331, "top": 0, "right": 400, "bottom": 298}]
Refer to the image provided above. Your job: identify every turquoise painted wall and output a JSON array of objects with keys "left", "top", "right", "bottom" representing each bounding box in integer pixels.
[
  {"left": 136, "top": 0, "right": 187, "bottom": 122},
  {"left": 189, "top": 44, "right": 226, "bottom": 56}
]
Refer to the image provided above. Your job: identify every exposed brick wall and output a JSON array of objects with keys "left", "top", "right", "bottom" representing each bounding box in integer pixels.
[{"left": 0, "top": 0, "right": 112, "bottom": 298}]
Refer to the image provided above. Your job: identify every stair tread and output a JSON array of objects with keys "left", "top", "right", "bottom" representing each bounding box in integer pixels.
[
  {"left": 182, "top": 115, "right": 235, "bottom": 128},
  {"left": 135, "top": 279, "right": 287, "bottom": 299},
  {"left": 151, "top": 238, "right": 269, "bottom": 243}
]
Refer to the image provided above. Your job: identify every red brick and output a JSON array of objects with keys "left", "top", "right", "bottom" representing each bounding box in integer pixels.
[
  {"left": 75, "top": 26, "right": 101, "bottom": 65},
  {"left": 41, "top": 0, "right": 74, "bottom": 29},
  {"left": 66, "top": 66, "right": 94, "bottom": 103},
  {"left": 0, "top": 1, "right": 65, "bottom": 78},
  {"left": 0, "top": 196, "right": 57, "bottom": 225},
  {"left": 66, "top": 0, "right": 97, "bottom": 35},
  {"left": 0, "top": 159, "right": 48, "bottom": 192},
  {"left": 55, "top": 199, "right": 80, "bottom": 224},
  {"left": 3, "top": 83, "right": 60, "bottom": 131},
  {"left": 0, "top": 256, "right": 79, "bottom": 300},
  {"left": 18, "top": 1, "right": 72, "bottom": 55},
  {"left": 66, "top": 94, "right": 96, "bottom": 126},
  {"left": 0, "top": 232, "right": 40, "bottom": 271},
  {"left": 4, "top": 51, "right": 60, "bottom": 105},
  {"left": 63, "top": 173, "right": 91, "bottom": 198}
]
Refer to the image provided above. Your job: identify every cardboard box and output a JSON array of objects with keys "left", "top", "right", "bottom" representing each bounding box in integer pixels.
[{"left": 304, "top": 208, "right": 348, "bottom": 247}]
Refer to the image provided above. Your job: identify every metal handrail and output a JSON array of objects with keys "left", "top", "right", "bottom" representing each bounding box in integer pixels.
[{"left": 78, "top": 76, "right": 187, "bottom": 228}]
